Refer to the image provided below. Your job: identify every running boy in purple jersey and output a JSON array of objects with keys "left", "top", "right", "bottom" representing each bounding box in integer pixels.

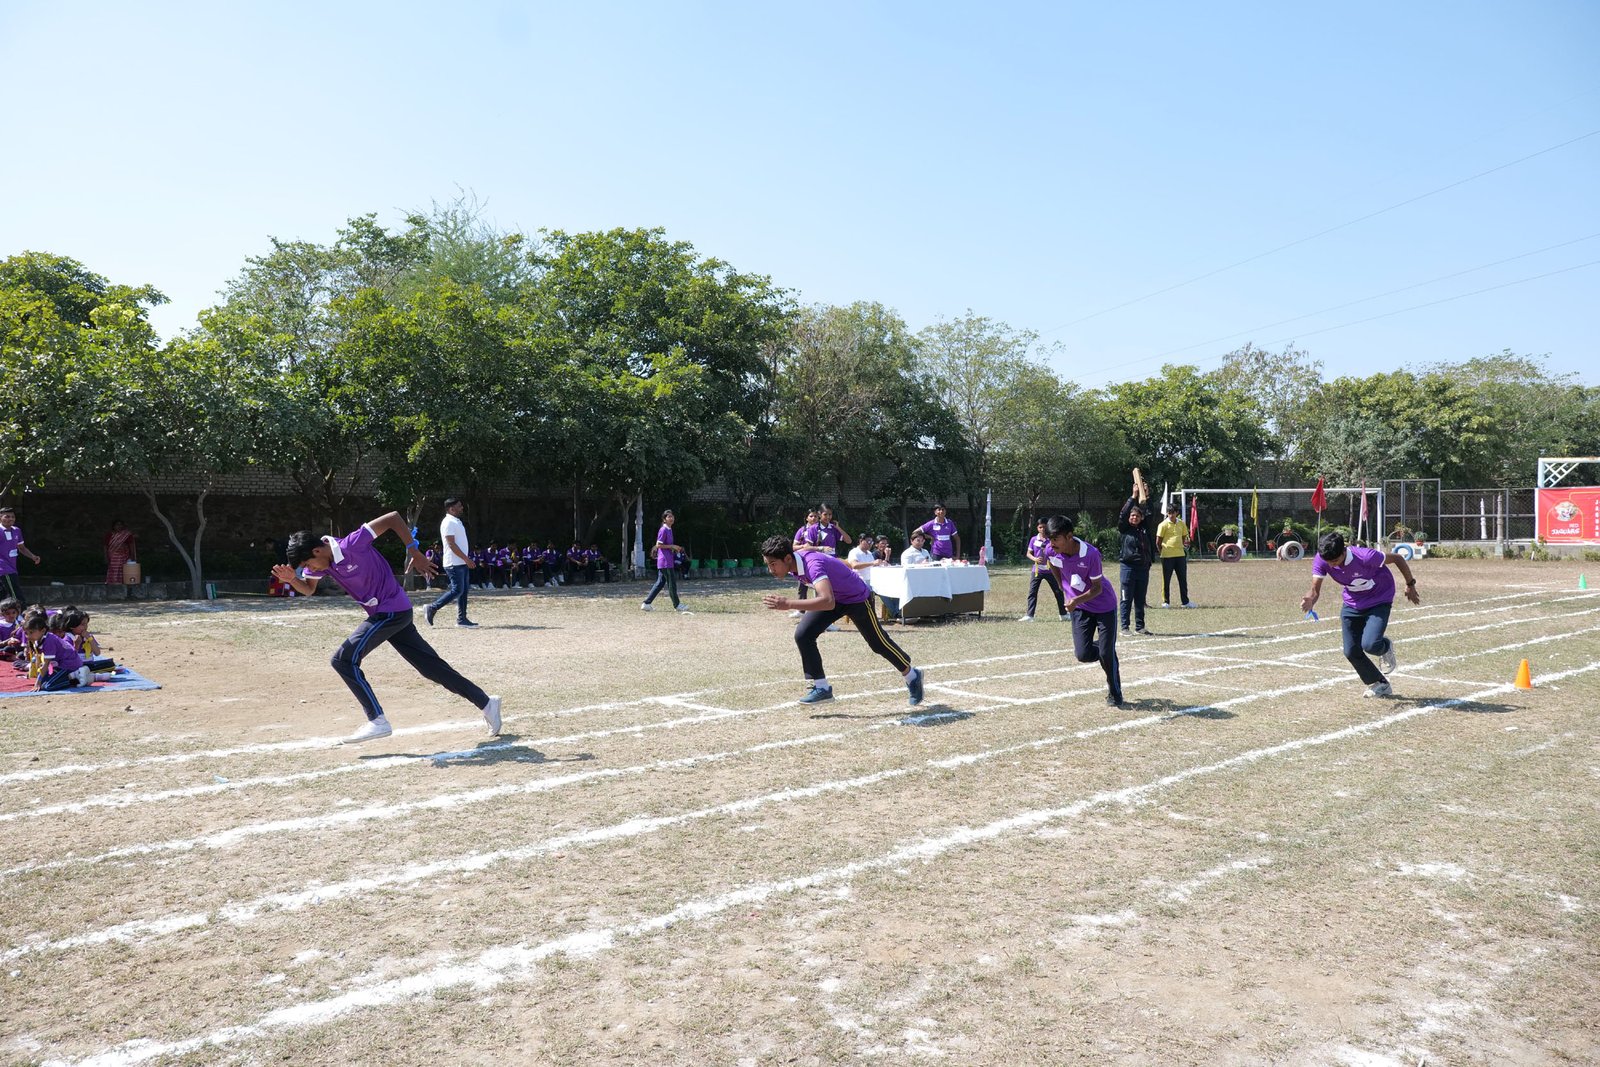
[
  {"left": 917, "top": 504, "right": 961, "bottom": 561},
  {"left": 760, "top": 534, "right": 923, "bottom": 706},
  {"left": 273, "top": 512, "right": 502, "bottom": 744},
  {"left": 1299, "top": 531, "right": 1420, "bottom": 698},
  {"left": 1045, "top": 515, "right": 1124, "bottom": 707}
]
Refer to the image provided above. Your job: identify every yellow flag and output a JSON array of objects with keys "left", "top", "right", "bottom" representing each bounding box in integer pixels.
[{"left": 1250, "top": 488, "right": 1258, "bottom": 523}]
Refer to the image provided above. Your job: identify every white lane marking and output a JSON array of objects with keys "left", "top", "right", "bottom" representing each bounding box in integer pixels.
[
  {"left": 7, "top": 614, "right": 1594, "bottom": 881},
  {"left": 48, "top": 659, "right": 1600, "bottom": 1067},
  {"left": 5, "top": 587, "right": 1585, "bottom": 788},
  {"left": 1160, "top": 857, "right": 1273, "bottom": 902},
  {"left": 9, "top": 626, "right": 1594, "bottom": 958},
  {"left": 16, "top": 599, "right": 1591, "bottom": 823}
]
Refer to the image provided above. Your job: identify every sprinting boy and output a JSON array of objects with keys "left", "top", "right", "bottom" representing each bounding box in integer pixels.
[
  {"left": 1045, "top": 515, "right": 1124, "bottom": 707},
  {"left": 272, "top": 511, "right": 502, "bottom": 744},
  {"left": 1299, "top": 531, "right": 1420, "bottom": 697},
  {"left": 760, "top": 534, "right": 923, "bottom": 706}
]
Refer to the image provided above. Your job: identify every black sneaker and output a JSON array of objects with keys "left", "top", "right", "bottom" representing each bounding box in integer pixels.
[
  {"left": 1135, "top": 626, "right": 1151, "bottom": 635},
  {"left": 1106, "top": 694, "right": 1124, "bottom": 708},
  {"left": 424, "top": 604, "right": 437, "bottom": 627},
  {"left": 458, "top": 619, "right": 479, "bottom": 628}
]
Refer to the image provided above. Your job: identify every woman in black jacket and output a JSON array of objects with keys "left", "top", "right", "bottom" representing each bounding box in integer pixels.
[{"left": 1118, "top": 469, "right": 1158, "bottom": 635}]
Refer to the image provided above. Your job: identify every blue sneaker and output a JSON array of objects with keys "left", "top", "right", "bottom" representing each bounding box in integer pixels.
[
  {"left": 798, "top": 686, "right": 834, "bottom": 705},
  {"left": 906, "top": 667, "right": 924, "bottom": 706}
]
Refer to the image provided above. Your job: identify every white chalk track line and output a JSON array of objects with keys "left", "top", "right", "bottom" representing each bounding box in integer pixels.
[
  {"left": 2, "top": 587, "right": 1585, "bottom": 790},
  {"left": 9, "top": 623, "right": 1596, "bottom": 960},
  {"left": 46, "top": 656, "right": 1600, "bottom": 1067},
  {"left": 6, "top": 603, "right": 1595, "bottom": 837},
  {"left": 2, "top": 588, "right": 1590, "bottom": 818}
]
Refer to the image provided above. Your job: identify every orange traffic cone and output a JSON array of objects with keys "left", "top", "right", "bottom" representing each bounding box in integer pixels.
[{"left": 1514, "top": 659, "right": 1533, "bottom": 690}]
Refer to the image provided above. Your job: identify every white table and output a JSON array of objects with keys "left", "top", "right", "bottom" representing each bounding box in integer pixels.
[{"left": 868, "top": 564, "right": 989, "bottom": 618}]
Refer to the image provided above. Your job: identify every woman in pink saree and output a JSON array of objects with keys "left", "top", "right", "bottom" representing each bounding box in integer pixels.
[{"left": 104, "top": 520, "right": 137, "bottom": 584}]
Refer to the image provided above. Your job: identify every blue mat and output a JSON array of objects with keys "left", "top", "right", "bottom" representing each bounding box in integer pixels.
[{"left": 0, "top": 666, "right": 162, "bottom": 699}]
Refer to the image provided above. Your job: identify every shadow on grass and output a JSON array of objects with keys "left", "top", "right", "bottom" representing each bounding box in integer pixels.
[
  {"left": 369, "top": 736, "right": 597, "bottom": 766},
  {"left": 900, "top": 707, "right": 975, "bottom": 727},
  {"left": 1448, "top": 699, "right": 1517, "bottom": 715},
  {"left": 1133, "top": 697, "right": 1236, "bottom": 720}
]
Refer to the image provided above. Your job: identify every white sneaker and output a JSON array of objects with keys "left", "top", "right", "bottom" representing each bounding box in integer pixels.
[
  {"left": 482, "top": 695, "right": 502, "bottom": 736},
  {"left": 1058, "top": 612, "right": 1069, "bottom": 621},
  {"left": 1363, "top": 682, "right": 1393, "bottom": 698},
  {"left": 825, "top": 623, "right": 839, "bottom": 632},
  {"left": 788, "top": 609, "right": 803, "bottom": 618},
  {"left": 640, "top": 603, "right": 653, "bottom": 612},
  {"left": 341, "top": 716, "right": 393, "bottom": 744},
  {"left": 1017, "top": 614, "right": 1034, "bottom": 622},
  {"left": 676, "top": 606, "right": 693, "bottom": 615},
  {"left": 1159, "top": 602, "right": 1171, "bottom": 609},
  {"left": 1182, "top": 602, "right": 1197, "bottom": 608},
  {"left": 1378, "top": 642, "right": 1397, "bottom": 674}
]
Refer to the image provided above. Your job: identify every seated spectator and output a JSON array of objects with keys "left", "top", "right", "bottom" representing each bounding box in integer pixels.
[
  {"left": 566, "top": 540, "right": 592, "bottom": 583},
  {"left": 846, "top": 535, "right": 881, "bottom": 570},
  {"left": 0, "top": 597, "right": 21, "bottom": 660},
  {"left": 587, "top": 543, "right": 613, "bottom": 582},
  {"left": 901, "top": 530, "right": 932, "bottom": 565},
  {"left": 23, "top": 613, "right": 92, "bottom": 691}
]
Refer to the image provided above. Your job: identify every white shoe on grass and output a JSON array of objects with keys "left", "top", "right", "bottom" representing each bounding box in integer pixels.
[
  {"left": 676, "top": 606, "right": 693, "bottom": 615},
  {"left": 1363, "top": 682, "right": 1393, "bottom": 698},
  {"left": 482, "top": 695, "right": 502, "bottom": 736},
  {"left": 341, "top": 716, "right": 393, "bottom": 744},
  {"left": 1017, "top": 614, "right": 1034, "bottom": 622},
  {"left": 1378, "top": 642, "right": 1397, "bottom": 674},
  {"left": 640, "top": 603, "right": 653, "bottom": 612},
  {"left": 788, "top": 609, "right": 803, "bottom": 618}
]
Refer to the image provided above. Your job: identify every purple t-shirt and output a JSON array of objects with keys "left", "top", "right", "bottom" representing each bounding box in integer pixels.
[
  {"left": 1312, "top": 545, "right": 1395, "bottom": 610},
  {"left": 301, "top": 524, "right": 412, "bottom": 617},
  {"left": 0, "top": 525, "right": 24, "bottom": 576},
  {"left": 799, "top": 551, "right": 872, "bottom": 605},
  {"left": 39, "top": 631, "right": 84, "bottom": 673},
  {"left": 918, "top": 518, "right": 957, "bottom": 559},
  {"left": 1048, "top": 538, "right": 1118, "bottom": 614},
  {"left": 655, "top": 525, "right": 675, "bottom": 569},
  {"left": 816, "top": 522, "right": 843, "bottom": 556},
  {"left": 794, "top": 523, "right": 820, "bottom": 549},
  {"left": 1026, "top": 534, "right": 1051, "bottom": 575}
]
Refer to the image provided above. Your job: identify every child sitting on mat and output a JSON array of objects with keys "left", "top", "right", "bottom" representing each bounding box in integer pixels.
[
  {"left": 22, "top": 614, "right": 92, "bottom": 690},
  {"left": 60, "top": 609, "right": 115, "bottom": 673},
  {"left": 0, "top": 597, "right": 22, "bottom": 660}
]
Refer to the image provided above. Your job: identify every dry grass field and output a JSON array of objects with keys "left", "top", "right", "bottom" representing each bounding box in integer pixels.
[{"left": 2, "top": 558, "right": 1598, "bottom": 1066}]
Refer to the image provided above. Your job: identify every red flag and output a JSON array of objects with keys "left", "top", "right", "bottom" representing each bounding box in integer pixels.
[
  {"left": 1311, "top": 477, "right": 1327, "bottom": 514},
  {"left": 1188, "top": 496, "right": 1199, "bottom": 540}
]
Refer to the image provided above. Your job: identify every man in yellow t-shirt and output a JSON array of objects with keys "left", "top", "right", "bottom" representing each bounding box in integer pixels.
[{"left": 1155, "top": 503, "right": 1195, "bottom": 608}]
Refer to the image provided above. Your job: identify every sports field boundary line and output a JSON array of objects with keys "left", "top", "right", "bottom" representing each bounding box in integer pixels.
[
  {"left": 8, "top": 624, "right": 1596, "bottom": 960},
  {"left": 2, "top": 587, "right": 1586, "bottom": 789},
  {"left": 6, "top": 604, "right": 1595, "bottom": 828},
  {"left": 46, "top": 657, "right": 1600, "bottom": 1067}
]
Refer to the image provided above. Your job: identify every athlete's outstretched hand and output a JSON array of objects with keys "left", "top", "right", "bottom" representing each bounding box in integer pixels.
[
  {"left": 1404, "top": 584, "right": 1420, "bottom": 605},
  {"left": 762, "top": 593, "right": 789, "bottom": 611}
]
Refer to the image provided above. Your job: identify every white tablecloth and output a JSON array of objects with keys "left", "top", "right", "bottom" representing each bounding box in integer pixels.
[{"left": 867, "top": 564, "right": 990, "bottom": 602}]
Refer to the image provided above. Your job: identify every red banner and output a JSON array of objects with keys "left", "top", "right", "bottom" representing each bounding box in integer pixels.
[{"left": 1537, "top": 486, "right": 1600, "bottom": 543}]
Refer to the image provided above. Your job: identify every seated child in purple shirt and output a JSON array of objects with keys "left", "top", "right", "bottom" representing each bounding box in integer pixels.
[
  {"left": 24, "top": 614, "right": 91, "bottom": 690},
  {"left": 0, "top": 597, "right": 21, "bottom": 660}
]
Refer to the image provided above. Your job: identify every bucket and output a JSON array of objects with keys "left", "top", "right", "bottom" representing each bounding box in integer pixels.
[
  {"left": 205, "top": 582, "right": 219, "bottom": 600},
  {"left": 122, "top": 560, "right": 142, "bottom": 585}
]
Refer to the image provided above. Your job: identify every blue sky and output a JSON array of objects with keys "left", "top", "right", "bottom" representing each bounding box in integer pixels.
[{"left": 3, "top": 1, "right": 1596, "bottom": 388}]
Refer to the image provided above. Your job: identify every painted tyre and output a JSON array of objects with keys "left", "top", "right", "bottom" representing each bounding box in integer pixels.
[
  {"left": 1393, "top": 543, "right": 1415, "bottom": 560},
  {"left": 1277, "top": 542, "right": 1304, "bottom": 561},
  {"left": 1217, "top": 543, "right": 1243, "bottom": 563}
]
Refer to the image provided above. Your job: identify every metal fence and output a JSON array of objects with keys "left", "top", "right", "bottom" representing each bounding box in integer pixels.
[{"left": 1437, "top": 488, "right": 1536, "bottom": 542}]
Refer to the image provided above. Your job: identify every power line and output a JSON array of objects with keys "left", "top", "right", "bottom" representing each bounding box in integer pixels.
[
  {"left": 1255, "top": 257, "right": 1600, "bottom": 347},
  {"left": 1133, "top": 230, "right": 1600, "bottom": 364},
  {"left": 1038, "top": 126, "right": 1600, "bottom": 336}
]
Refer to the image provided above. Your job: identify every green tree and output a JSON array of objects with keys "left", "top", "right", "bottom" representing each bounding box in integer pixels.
[
  {"left": 1103, "top": 364, "right": 1271, "bottom": 489},
  {"left": 993, "top": 366, "right": 1131, "bottom": 518},
  {"left": 1213, "top": 342, "right": 1323, "bottom": 475},
  {"left": 916, "top": 312, "right": 1042, "bottom": 536},
  {"left": 1299, "top": 370, "right": 1495, "bottom": 485}
]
